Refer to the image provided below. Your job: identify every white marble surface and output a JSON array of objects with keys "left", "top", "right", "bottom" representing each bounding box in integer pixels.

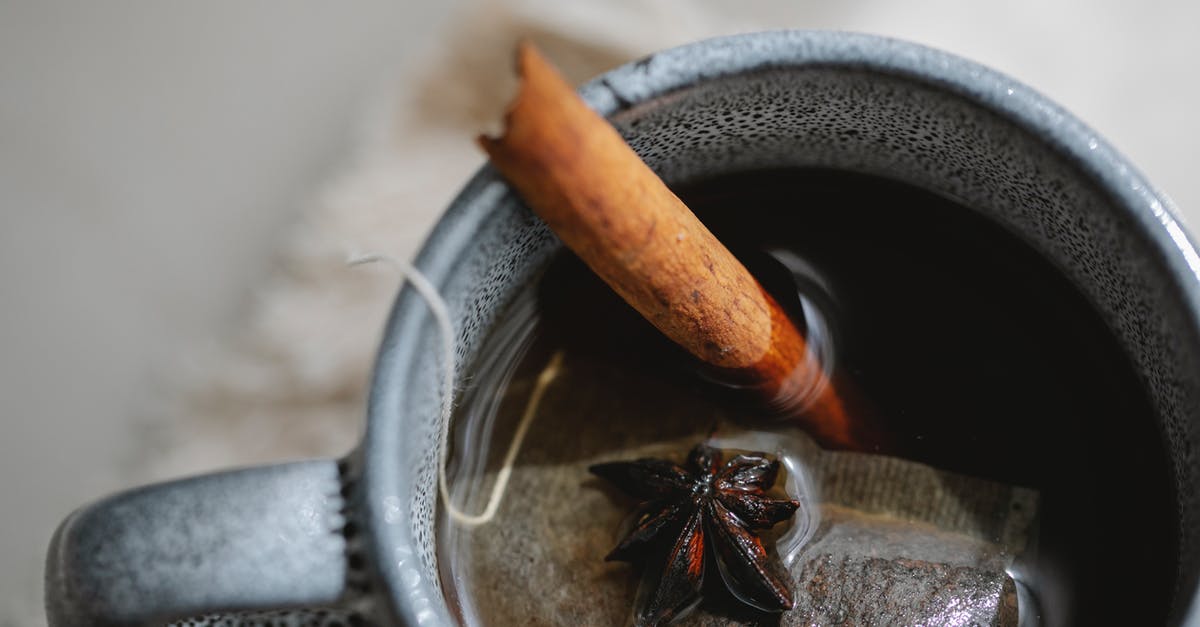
[{"left": 2, "top": 1, "right": 1198, "bottom": 624}]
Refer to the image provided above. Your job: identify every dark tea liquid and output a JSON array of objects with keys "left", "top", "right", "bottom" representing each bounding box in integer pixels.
[{"left": 437, "top": 169, "right": 1176, "bottom": 625}]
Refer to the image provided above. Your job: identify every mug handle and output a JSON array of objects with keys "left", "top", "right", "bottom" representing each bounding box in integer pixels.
[{"left": 44, "top": 459, "right": 358, "bottom": 626}]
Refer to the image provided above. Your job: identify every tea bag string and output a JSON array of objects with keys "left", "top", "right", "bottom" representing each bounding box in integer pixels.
[{"left": 348, "top": 253, "right": 563, "bottom": 526}]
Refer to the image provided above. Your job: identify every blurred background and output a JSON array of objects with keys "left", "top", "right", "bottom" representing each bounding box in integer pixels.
[{"left": 2, "top": 1, "right": 1198, "bottom": 624}]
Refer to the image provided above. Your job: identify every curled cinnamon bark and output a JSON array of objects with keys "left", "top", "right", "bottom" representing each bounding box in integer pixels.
[{"left": 479, "top": 42, "right": 865, "bottom": 449}]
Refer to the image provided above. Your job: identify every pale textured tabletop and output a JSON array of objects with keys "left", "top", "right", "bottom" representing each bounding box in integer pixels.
[{"left": 2, "top": 1, "right": 1198, "bottom": 624}]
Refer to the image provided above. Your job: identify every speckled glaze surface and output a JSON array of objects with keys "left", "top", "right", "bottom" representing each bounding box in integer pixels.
[
  {"left": 45, "top": 461, "right": 361, "bottom": 625},
  {"left": 45, "top": 31, "right": 1200, "bottom": 626}
]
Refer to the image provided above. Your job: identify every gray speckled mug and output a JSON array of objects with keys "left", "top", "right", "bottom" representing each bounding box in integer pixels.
[{"left": 45, "top": 31, "right": 1200, "bottom": 626}]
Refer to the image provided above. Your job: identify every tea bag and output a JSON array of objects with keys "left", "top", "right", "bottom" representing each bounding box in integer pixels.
[
  {"left": 705, "top": 430, "right": 1031, "bottom": 625},
  {"left": 440, "top": 350, "right": 1035, "bottom": 626}
]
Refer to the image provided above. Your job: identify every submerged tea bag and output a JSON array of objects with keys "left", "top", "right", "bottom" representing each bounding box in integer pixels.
[{"left": 439, "top": 350, "right": 1035, "bottom": 626}]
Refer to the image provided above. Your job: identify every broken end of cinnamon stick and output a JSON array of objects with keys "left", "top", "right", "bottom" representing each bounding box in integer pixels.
[{"left": 476, "top": 40, "right": 567, "bottom": 159}]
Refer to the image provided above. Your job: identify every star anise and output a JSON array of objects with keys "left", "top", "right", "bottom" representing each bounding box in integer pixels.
[{"left": 589, "top": 443, "right": 800, "bottom": 626}]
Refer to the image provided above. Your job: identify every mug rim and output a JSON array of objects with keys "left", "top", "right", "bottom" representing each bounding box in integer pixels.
[{"left": 362, "top": 29, "right": 1200, "bottom": 625}]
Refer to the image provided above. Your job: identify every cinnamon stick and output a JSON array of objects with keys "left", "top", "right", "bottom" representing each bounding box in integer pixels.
[{"left": 479, "top": 42, "right": 863, "bottom": 449}]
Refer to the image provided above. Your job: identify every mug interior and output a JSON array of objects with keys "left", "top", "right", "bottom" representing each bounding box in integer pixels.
[{"left": 368, "top": 32, "right": 1200, "bottom": 625}]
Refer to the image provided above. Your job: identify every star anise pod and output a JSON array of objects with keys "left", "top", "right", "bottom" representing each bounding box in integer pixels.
[{"left": 590, "top": 443, "right": 800, "bottom": 626}]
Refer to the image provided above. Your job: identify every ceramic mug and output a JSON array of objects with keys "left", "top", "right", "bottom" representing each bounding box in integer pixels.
[{"left": 45, "top": 31, "right": 1200, "bottom": 626}]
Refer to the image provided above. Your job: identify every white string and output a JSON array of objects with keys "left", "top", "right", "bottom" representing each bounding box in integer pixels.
[
  {"left": 450, "top": 350, "right": 563, "bottom": 525},
  {"left": 347, "top": 252, "right": 563, "bottom": 527}
]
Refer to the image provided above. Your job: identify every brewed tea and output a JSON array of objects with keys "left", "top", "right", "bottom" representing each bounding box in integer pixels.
[{"left": 437, "top": 169, "right": 1175, "bottom": 625}]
